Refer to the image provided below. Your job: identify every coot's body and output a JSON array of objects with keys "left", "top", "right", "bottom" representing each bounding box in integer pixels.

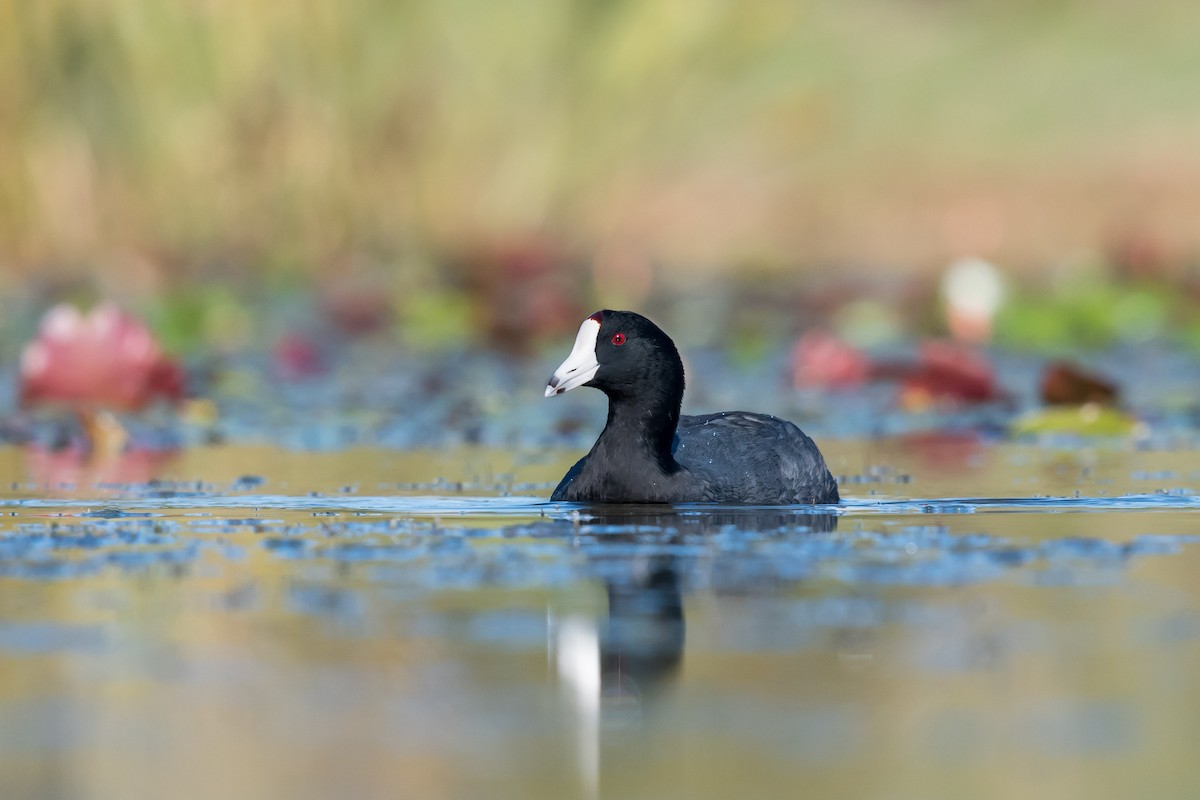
[{"left": 545, "top": 310, "right": 839, "bottom": 505}]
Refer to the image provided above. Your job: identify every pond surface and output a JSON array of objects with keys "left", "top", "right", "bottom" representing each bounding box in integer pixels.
[{"left": 2, "top": 440, "right": 1200, "bottom": 800}]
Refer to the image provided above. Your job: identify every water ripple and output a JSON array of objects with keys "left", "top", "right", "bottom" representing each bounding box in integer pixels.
[{"left": 0, "top": 492, "right": 1197, "bottom": 517}]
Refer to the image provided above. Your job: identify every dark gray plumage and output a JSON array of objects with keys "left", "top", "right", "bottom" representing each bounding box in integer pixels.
[
  {"left": 671, "top": 411, "right": 840, "bottom": 503},
  {"left": 546, "top": 310, "right": 839, "bottom": 505}
]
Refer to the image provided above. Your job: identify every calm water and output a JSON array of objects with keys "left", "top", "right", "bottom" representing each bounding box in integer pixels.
[{"left": 2, "top": 440, "right": 1200, "bottom": 800}]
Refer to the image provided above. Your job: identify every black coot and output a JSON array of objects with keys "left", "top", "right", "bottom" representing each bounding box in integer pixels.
[{"left": 545, "top": 310, "right": 840, "bottom": 504}]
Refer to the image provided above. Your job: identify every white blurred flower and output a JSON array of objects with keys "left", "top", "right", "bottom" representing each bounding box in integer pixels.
[{"left": 942, "top": 257, "right": 1006, "bottom": 343}]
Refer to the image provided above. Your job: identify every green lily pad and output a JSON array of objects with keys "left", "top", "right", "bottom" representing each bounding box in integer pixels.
[{"left": 1010, "top": 405, "right": 1141, "bottom": 437}]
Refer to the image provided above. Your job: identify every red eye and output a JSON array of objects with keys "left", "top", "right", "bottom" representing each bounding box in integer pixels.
[{"left": 611, "top": 333, "right": 626, "bottom": 346}]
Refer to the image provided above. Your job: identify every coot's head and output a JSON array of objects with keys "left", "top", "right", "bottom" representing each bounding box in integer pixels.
[{"left": 545, "top": 310, "right": 684, "bottom": 401}]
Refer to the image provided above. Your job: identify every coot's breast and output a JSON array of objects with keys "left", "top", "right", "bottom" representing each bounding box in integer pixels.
[{"left": 672, "top": 412, "right": 839, "bottom": 504}]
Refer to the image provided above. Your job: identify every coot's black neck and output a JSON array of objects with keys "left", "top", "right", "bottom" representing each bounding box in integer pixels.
[{"left": 596, "top": 373, "right": 684, "bottom": 475}]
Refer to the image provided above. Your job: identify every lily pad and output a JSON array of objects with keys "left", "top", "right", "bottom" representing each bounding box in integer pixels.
[{"left": 1010, "top": 405, "right": 1140, "bottom": 437}]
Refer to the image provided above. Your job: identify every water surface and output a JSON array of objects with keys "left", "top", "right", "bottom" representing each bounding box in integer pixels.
[{"left": 2, "top": 440, "right": 1199, "bottom": 800}]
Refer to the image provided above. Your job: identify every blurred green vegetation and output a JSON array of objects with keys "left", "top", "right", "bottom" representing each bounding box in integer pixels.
[
  {"left": 3, "top": 0, "right": 1200, "bottom": 298},
  {"left": 994, "top": 279, "right": 1179, "bottom": 353}
]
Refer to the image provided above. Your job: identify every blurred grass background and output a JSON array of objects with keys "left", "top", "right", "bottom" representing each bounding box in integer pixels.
[{"left": 2, "top": 0, "right": 1200, "bottom": 343}]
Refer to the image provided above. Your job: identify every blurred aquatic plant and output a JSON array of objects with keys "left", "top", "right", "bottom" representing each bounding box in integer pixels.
[
  {"left": 1010, "top": 405, "right": 1139, "bottom": 438},
  {"left": 1011, "top": 359, "right": 1136, "bottom": 436},
  {"left": 18, "top": 303, "right": 184, "bottom": 454},
  {"left": 20, "top": 304, "right": 184, "bottom": 414},
  {"left": 994, "top": 279, "right": 1176, "bottom": 351},
  {"left": 272, "top": 332, "right": 328, "bottom": 383},
  {"left": 886, "top": 341, "right": 1004, "bottom": 412},
  {"left": 1005, "top": 340, "right": 1150, "bottom": 437},
  {"left": 792, "top": 332, "right": 1005, "bottom": 410},
  {"left": 831, "top": 299, "right": 903, "bottom": 349},
  {"left": 790, "top": 330, "right": 870, "bottom": 391},
  {"left": 941, "top": 257, "right": 1007, "bottom": 344},
  {"left": 1040, "top": 361, "right": 1119, "bottom": 407},
  {"left": 401, "top": 290, "right": 475, "bottom": 351},
  {"left": 456, "top": 234, "right": 583, "bottom": 352},
  {"left": 149, "top": 286, "right": 254, "bottom": 354}
]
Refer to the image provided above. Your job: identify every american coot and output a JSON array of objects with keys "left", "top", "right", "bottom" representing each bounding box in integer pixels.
[{"left": 545, "top": 310, "right": 840, "bottom": 505}]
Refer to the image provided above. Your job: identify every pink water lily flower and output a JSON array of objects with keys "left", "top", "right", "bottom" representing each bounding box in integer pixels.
[
  {"left": 19, "top": 303, "right": 184, "bottom": 413},
  {"left": 790, "top": 330, "right": 871, "bottom": 390}
]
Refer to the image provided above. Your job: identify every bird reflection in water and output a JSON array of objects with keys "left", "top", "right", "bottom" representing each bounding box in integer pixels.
[{"left": 548, "top": 505, "right": 838, "bottom": 797}]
